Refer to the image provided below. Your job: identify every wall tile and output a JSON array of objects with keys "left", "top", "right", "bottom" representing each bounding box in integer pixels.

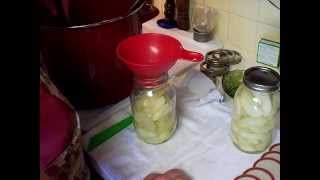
[
  {"left": 225, "top": 43, "right": 258, "bottom": 70},
  {"left": 257, "top": 0, "right": 280, "bottom": 28},
  {"left": 153, "top": 0, "right": 280, "bottom": 69},
  {"left": 228, "top": 14, "right": 257, "bottom": 52},
  {"left": 255, "top": 23, "right": 280, "bottom": 44},
  {"left": 223, "top": 41, "right": 244, "bottom": 56},
  {"left": 206, "top": 0, "right": 229, "bottom": 11},
  {"left": 214, "top": 9, "right": 229, "bottom": 42},
  {"left": 229, "top": 0, "right": 258, "bottom": 20}
]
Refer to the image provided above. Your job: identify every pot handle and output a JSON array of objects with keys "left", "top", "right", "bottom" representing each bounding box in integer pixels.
[{"left": 138, "top": 0, "right": 159, "bottom": 23}]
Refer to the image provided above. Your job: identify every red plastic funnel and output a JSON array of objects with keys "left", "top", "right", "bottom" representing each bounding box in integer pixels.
[{"left": 117, "top": 33, "right": 203, "bottom": 79}]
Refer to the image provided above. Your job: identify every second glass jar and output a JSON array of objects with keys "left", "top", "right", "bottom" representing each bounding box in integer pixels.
[
  {"left": 130, "top": 73, "right": 177, "bottom": 144},
  {"left": 231, "top": 66, "right": 280, "bottom": 153}
]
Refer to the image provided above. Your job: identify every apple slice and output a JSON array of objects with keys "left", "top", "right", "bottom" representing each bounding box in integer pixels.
[
  {"left": 234, "top": 174, "right": 259, "bottom": 180},
  {"left": 254, "top": 158, "right": 280, "bottom": 180},
  {"left": 262, "top": 151, "right": 280, "bottom": 162},
  {"left": 243, "top": 167, "right": 275, "bottom": 180},
  {"left": 269, "top": 143, "right": 280, "bottom": 153}
]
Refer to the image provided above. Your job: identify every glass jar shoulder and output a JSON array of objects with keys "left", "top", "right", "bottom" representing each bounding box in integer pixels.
[
  {"left": 234, "top": 84, "right": 279, "bottom": 119},
  {"left": 131, "top": 83, "right": 175, "bottom": 101}
]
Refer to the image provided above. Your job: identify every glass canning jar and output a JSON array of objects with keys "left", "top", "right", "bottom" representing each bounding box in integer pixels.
[
  {"left": 130, "top": 73, "right": 177, "bottom": 144},
  {"left": 231, "top": 66, "right": 280, "bottom": 153}
]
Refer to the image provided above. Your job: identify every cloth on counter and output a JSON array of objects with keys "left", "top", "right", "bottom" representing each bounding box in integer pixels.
[
  {"left": 83, "top": 69, "right": 280, "bottom": 180},
  {"left": 175, "top": 68, "right": 224, "bottom": 104}
]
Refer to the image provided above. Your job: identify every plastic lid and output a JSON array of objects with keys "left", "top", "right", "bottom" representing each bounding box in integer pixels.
[{"left": 243, "top": 66, "right": 280, "bottom": 92}]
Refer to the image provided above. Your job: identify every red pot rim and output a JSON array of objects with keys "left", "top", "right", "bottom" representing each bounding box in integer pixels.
[{"left": 40, "top": 0, "right": 146, "bottom": 30}]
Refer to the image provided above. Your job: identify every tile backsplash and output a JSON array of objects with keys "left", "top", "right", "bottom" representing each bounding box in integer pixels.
[{"left": 153, "top": 0, "right": 280, "bottom": 69}]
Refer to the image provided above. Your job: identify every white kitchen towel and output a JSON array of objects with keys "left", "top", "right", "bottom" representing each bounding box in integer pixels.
[
  {"left": 174, "top": 68, "right": 224, "bottom": 105},
  {"left": 83, "top": 69, "right": 280, "bottom": 180}
]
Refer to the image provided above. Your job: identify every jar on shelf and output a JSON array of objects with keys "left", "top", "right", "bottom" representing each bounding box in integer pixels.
[
  {"left": 130, "top": 73, "right": 177, "bottom": 144},
  {"left": 231, "top": 66, "right": 280, "bottom": 153}
]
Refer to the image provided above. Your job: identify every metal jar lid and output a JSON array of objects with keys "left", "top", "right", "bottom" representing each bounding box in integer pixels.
[
  {"left": 243, "top": 66, "right": 280, "bottom": 92},
  {"left": 205, "top": 49, "right": 242, "bottom": 67},
  {"left": 200, "top": 49, "right": 242, "bottom": 82},
  {"left": 200, "top": 61, "right": 229, "bottom": 77},
  {"left": 193, "top": 28, "right": 213, "bottom": 42}
]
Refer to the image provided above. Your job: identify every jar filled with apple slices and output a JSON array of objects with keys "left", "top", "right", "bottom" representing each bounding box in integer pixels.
[{"left": 231, "top": 66, "right": 280, "bottom": 153}]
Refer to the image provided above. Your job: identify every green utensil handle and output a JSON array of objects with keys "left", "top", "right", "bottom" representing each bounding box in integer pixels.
[{"left": 87, "top": 116, "right": 134, "bottom": 152}]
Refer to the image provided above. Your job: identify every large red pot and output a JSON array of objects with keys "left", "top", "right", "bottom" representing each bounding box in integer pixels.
[
  {"left": 40, "top": 69, "right": 90, "bottom": 179},
  {"left": 40, "top": 0, "right": 158, "bottom": 109}
]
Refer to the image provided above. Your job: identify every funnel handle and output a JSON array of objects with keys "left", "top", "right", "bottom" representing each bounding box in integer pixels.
[{"left": 180, "top": 49, "right": 204, "bottom": 62}]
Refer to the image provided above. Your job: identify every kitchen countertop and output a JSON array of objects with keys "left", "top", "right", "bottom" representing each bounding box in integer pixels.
[
  {"left": 78, "top": 19, "right": 280, "bottom": 179},
  {"left": 80, "top": 63, "right": 280, "bottom": 180}
]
